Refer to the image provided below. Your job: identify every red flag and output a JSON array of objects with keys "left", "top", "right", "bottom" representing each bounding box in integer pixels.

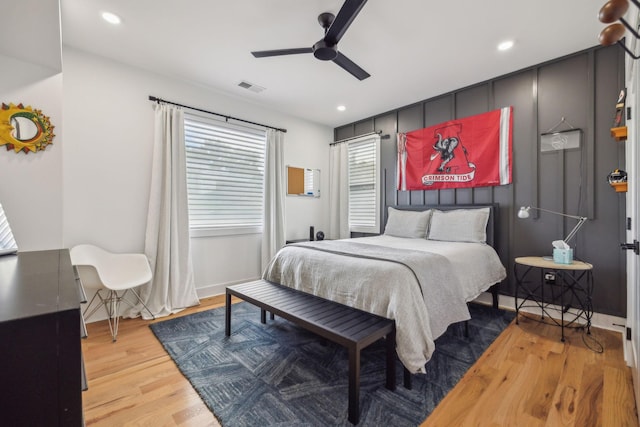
[{"left": 397, "top": 107, "right": 512, "bottom": 190}]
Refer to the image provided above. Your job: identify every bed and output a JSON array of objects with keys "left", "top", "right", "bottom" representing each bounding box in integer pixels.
[{"left": 262, "top": 204, "right": 507, "bottom": 374}]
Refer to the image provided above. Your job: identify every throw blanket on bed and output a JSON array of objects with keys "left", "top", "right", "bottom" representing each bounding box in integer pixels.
[{"left": 262, "top": 240, "right": 471, "bottom": 373}]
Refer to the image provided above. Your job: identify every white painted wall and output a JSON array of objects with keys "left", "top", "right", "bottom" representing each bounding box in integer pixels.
[
  {"left": 0, "top": 68, "right": 63, "bottom": 251},
  {"left": 62, "top": 47, "right": 332, "bottom": 296}
]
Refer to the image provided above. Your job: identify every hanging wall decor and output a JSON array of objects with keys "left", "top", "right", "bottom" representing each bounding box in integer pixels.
[
  {"left": 540, "top": 129, "right": 582, "bottom": 152},
  {"left": 539, "top": 117, "right": 582, "bottom": 152},
  {"left": 397, "top": 107, "right": 513, "bottom": 190},
  {"left": 0, "top": 103, "right": 55, "bottom": 154}
]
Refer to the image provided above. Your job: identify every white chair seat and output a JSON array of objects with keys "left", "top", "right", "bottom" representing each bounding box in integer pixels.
[{"left": 70, "top": 244, "right": 155, "bottom": 341}]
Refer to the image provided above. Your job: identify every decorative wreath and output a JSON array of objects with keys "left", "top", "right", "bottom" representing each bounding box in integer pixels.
[{"left": 0, "top": 103, "right": 55, "bottom": 153}]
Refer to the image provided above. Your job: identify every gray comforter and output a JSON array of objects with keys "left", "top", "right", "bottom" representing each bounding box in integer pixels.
[{"left": 262, "top": 239, "right": 471, "bottom": 373}]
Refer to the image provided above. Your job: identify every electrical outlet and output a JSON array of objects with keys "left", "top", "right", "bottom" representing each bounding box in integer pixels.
[{"left": 544, "top": 272, "right": 555, "bottom": 284}]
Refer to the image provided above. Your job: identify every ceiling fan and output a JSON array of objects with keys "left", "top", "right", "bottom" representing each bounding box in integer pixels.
[{"left": 251, "top": 0, "right": 370, "bottom": 80}]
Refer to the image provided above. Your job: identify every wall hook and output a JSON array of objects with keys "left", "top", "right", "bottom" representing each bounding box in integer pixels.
[
  {"left": 598, "top": 0, "right": 640, "bottom": 59},
  {"left": 544, "top": 116, "right": 576, "bottom": 134}
]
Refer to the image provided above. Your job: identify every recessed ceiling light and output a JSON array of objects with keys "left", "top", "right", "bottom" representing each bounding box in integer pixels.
[
  {"left": 337, "top": 105, "right": 346, "bottom": 112},
  {"left": 497, "top": 40, "right": 514, "bottom": 51},
  {"left": 102, "top": 11, "right": 121, "bottom": 25}
]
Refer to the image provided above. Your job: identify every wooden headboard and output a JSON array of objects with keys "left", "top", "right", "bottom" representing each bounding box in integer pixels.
[{"left": 385, "top": 204, "right": 499, "bottom": 249}]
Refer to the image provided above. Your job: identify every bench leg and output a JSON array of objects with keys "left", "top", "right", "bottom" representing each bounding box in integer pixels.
[
  {"left": 491, "top": 284, "right": 499, "bottom": 309},
  {"left": 348, "top": 346, "right": 360, "bottom": 425},
  {"left": 260, "top": 308, "right": 266, "bottom": 324},
  {"left": 386, "top": 330, "right": 396, "bottom": 391},
  {"left": 225, "top": 291, "right": 232, "bottom": 337},
  {"left": 404, "top": 367, "right": 412, "bottom": 390}
]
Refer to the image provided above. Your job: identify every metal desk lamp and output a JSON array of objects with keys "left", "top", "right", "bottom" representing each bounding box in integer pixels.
[{"left": 518, "top": 206, "right": 588, "bottom": 259}]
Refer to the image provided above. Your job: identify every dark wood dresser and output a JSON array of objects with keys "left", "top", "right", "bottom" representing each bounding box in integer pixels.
[{"left": 0, "top": 249, "right": 85, "bottom": 426}]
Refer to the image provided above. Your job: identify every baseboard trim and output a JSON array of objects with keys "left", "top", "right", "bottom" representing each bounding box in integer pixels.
[
  {"left": 473, "top": 292, "right": 626, "bottom": 335},
  {"left": 196, "top": 277, "right": 262, "bottom": 300}
]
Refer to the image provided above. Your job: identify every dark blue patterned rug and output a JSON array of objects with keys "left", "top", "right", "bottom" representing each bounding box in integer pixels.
[{"left": 150, "top": 302, "right": 514, "bottom": 426}]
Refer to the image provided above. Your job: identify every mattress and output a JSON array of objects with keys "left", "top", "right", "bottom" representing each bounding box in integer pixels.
[{"left": 262, "top": 236, "right": 506, "bottom": 373}]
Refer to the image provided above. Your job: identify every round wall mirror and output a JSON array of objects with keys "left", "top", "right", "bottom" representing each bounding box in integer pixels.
[
  {"left": 10, "top": 115, "right": 40, "bottom": 141},
  {"left": 0, "top": 103, "right": 55, "bottom": 153}
]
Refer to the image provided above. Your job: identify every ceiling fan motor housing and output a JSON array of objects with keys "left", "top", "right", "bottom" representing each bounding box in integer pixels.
[{"left": 313, "top": 40, "right": 338, "bottom": 60}]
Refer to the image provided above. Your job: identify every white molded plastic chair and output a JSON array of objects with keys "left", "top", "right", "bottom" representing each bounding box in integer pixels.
[{"left": 70, "top": 244, "right": 155, "bottom": 341}]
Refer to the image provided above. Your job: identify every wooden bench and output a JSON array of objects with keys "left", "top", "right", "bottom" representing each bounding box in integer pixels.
[{"left": 225, "top": 279, "right": 396, "bottom": 425}]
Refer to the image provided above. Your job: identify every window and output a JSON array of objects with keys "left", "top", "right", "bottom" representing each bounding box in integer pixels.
[
  {"left": 184, "top": 112, "right": 266, "bottom": 236},
  {"left": 348, "top": 135, "right": 380, "bottom": 234}
]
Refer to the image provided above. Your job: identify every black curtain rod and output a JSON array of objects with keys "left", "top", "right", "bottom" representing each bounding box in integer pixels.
[
  {"left": 148, "top": 96, "right": 287, "bottom": 133},
  {"left": 331, "top": 130, "right": 389, "bottom": 146}
]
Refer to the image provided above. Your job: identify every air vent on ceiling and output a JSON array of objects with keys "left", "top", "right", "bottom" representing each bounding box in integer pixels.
[{"left": 238, "top": 80, "right": 265, "bottom": 93}]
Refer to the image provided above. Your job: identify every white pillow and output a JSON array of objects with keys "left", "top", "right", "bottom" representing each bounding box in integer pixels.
[
  {"left": 427, "top": 207, "right": 490, "bottom": 243},
  {"left": 384, "top": 207, "right": 432, "bottom": 238}
]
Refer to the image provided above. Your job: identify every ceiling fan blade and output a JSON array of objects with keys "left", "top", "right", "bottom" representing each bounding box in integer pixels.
[
  {"left": 252, "top": 48, "right": 313, "bottom": 58},
  {"left": 324, "top": 0, "right": 368, "bottom": 45},
  {"left": 333, "top": 51, "right": 370, "bottom": 80}
]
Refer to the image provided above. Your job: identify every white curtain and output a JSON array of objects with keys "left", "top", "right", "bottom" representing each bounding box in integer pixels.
[
  {"left": 139, "top": 103, "right": 199, "bottom": 319},
  {"left": 261, "top": 129, "right": 286, "bottom": 272},
  {"left": 328, "top": 142, "right": 350, "bottom": 239}
]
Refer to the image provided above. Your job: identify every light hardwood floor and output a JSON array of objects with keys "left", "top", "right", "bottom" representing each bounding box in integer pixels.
[{"left": 81, "top": 296, "right": 639, "bottom": 426}]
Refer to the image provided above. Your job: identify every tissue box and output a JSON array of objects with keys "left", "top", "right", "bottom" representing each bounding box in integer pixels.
[{"left": 553, "top": 248, "right": 573, "bottom": 264}]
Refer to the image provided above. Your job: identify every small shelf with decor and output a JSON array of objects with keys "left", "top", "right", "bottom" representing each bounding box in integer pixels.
[
  {"left": 610, "top": 182, "right": 627, "bottom": 193},
  {"left": 607, "top": 169, "right": 628, "bottom": 193},
  {"left": 610, "top": 126, "right": 627, "bottom": 141},
  {"left": 609, "top": 88, "right": 626, "bottom": 141}
]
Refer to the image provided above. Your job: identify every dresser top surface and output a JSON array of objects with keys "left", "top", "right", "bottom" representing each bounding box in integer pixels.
[{"left": 0, "top": 249, "right": 79, "bottom": 322}]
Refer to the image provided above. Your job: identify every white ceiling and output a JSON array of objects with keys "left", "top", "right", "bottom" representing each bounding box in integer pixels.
[
  {"left": 0, "top": 0, "right": 61, "bottom": 72},
  {"left": 60, "top": 0, "right": 611, "bottom": 128}
]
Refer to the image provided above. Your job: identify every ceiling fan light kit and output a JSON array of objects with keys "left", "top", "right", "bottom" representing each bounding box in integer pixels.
[{"left": 251, "top": 0, "right": 370, "bottom": 80}]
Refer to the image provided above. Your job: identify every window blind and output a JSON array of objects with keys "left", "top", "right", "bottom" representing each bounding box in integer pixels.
[
  {"left": 348, "top": 136, "right": 380, "bottom": 233},
  {"left": 184, "top": 112, "right": 266, "bottom": 231}
]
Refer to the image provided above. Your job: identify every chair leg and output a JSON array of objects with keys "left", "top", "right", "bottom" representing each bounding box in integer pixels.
[
  {"left": 105, "top": 290, "right": 118, "bottom": 342},
  {"left": 84, "top": 288, "right": 156, "bottom": 342},
  {"left": 89, "top": 288, "right": 156, "bottom": 342},
  {"left": 116, "top": 288, "right": 155, "bottom": 321},
  {"left": 83, "top": 290, "right": 105, "bottom": 321},
  {"left": 127, "top": 288, "right": 155, "bottom": 320},
  {"left": 112, "top": 294, "right": 121, "bottom": 342},
  {"left": 82, "top": 289, "right": 120, "bottom": 341},
  {"left": 87, "top": 289, "right": 119, "bottom": 342}
]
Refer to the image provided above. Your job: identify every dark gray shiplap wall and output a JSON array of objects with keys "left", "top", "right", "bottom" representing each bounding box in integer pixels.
[{"left": 335, "top": 45, "right": 626, "bottom": 317}]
